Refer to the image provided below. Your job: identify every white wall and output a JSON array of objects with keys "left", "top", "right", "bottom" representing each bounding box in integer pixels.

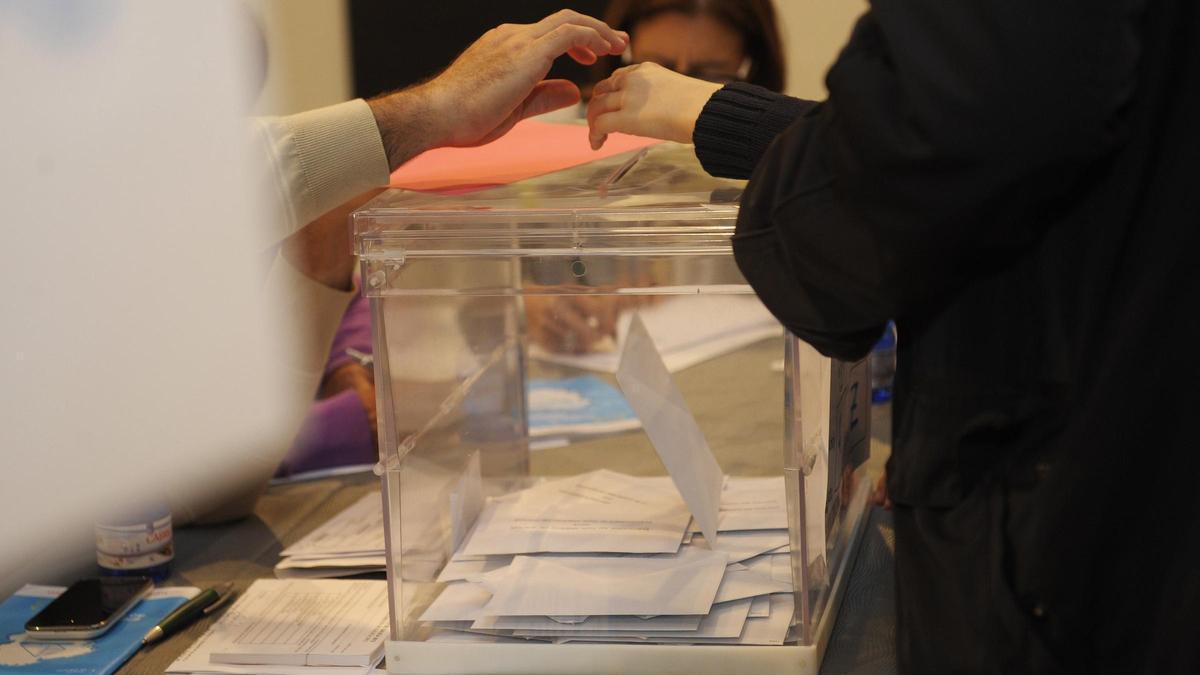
[
  {"left": 247, "top": 0, "right": 353, "bottom": 116},
  {"left": 773, "top": 0, "right": 869, "bottom": 100}
]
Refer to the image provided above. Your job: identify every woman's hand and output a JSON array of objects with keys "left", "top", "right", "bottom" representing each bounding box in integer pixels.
[
  {"left": 587, "top": 62, "right": 723, "bottom": 150},
  {"left": 526, "top": 295, "right": 622, "bottom": 354},
  {"left": 320, "top": 363, "right": 377, "bottom": 438},
  {"left": 525, "top": 291, "right": 658, "bottom": 354}
]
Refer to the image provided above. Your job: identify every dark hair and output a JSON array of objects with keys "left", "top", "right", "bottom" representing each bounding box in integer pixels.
[{"left": 593, "top": 0, "right": 786, "bottom": 92}]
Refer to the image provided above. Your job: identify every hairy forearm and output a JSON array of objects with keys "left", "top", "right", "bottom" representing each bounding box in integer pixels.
[{"left": 367, "top": 85, "right": 447, "bottom": 173}]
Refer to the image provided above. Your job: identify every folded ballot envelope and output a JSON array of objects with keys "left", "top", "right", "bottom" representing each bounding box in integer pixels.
[
  {"left": 477, "top": 547, "right": 727, "bottom": 617},
  {"left": 457, "top": 470, "right": 692, "bottom": 557}
]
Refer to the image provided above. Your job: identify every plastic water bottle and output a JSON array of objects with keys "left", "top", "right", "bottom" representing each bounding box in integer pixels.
[
  {"left": 870, "top": 321, "right": 897, "bottom": 403},
  {"left": 95, "top": 500, "right": 174, "bottom": 582}
]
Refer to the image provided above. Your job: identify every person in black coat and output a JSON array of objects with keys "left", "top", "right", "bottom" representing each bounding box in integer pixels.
[{"left": 587, "top": 1, "right": 1200, "bottom": 672}]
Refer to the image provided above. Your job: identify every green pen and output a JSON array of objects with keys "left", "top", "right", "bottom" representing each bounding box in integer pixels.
[{"left": 141, "top": 582, "right": 234, "bottom": 646}]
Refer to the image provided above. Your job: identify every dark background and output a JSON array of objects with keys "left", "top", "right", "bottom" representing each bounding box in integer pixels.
[{"left": 349, "top": 1, "right": 609, "bottom": 99}]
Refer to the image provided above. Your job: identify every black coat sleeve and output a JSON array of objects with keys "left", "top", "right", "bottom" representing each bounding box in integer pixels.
[
  {"left": 692, "top": 83, "right": 816, "bottom": 179},
  {"left": 718, "top": 1, "right": 1142, "bottom": 360}
]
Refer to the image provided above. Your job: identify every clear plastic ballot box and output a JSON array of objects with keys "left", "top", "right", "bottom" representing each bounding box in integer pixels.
[{"left": 353, "top": 144, "right": 873, "bottom": 675}]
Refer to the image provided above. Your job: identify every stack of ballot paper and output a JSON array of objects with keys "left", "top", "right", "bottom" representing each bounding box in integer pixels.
[
  {"left": 167, "top": 579, "right": 389, "bottom": 675},
  {"left": 418, "top": 469, "right": 797, "bottom": 645},
  {"left": 275, "top": 493, "right": 386, "bottom": 579}
]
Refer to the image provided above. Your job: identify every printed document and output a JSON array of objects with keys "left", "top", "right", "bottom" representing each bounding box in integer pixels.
[
  {"left": 279, "top": 493, "right": 384, "bottom": 558},
  {"left": 178, "top": 579, "right": 389, "bottom": 668}
]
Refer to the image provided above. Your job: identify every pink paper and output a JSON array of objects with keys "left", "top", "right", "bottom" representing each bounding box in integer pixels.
[{"left": 389, "top": 119, "right": 662, "bottom": 192}]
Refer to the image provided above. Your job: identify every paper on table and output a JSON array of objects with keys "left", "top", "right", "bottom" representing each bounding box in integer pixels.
[
  {"left": 534, "top": 295, "right": 781, "bottom": 374},
  {"left": 193, "top": 580, "right": 389, "bottom": 668},
  {"left": 478, "top": 547, "right": 727, "bottom": 617},
  {"left": 171, "top": 651, "right": 383, "bottom": 675},
  {"left": 616, "top": 314, "right": 724, "bottom": 545},
  {"left": 389, "top": 119, "right": 661, "bottom": 192},
  {"left": 274, "top": 554, "right": 385, "bottom": 579},
  {"left": 528, "top": 598, "right": 752, "bottom": 641},
  {"left": 269, "top": 463, "right": 376, "bottom": 486},
  {"left": 280, "top": 493, "right": 384, "bottom": 558},
  {"left": 457, "top": 470, "right": 690, "bottom": 556}
]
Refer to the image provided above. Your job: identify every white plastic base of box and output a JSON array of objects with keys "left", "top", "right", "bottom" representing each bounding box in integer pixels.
[{"left": 386, "top": 481, "right": 872, "bottom": 675}]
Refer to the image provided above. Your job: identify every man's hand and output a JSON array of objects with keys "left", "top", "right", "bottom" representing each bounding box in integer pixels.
[
  {"left": 587, "top": 62, "right": 722, "bottom": 150},
  {"left": 369, "top": 10, "right": 628, "bottom": 171}
]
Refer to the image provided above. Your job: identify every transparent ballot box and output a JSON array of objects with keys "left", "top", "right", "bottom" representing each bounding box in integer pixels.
[{"left": 353, "top": 145, "right": 872, "bottom": 675}]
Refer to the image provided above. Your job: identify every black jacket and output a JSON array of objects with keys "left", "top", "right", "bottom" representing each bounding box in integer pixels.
[{"left": 693, "top": 0, "right": 1199, "bottom": 672}]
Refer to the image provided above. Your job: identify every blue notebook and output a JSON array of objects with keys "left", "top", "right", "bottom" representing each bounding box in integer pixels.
[
  {"left": 0, "top": 584, "right": 196, "bottom": 674},
  {"left": 526, "top": 375, "right": 641, "bottom": 439}
]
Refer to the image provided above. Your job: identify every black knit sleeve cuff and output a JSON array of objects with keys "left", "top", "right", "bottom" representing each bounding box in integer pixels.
[{"left": 692, "top": 83, "right": 817, "bottom": 179}]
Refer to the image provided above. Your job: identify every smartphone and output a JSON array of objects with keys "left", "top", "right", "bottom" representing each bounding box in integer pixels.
[{"left": 24, "top": 577, "right": 153, "bottom": 640}]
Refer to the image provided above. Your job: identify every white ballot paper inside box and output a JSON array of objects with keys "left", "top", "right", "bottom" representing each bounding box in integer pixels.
[
  {"left": 712, "top": 565, "right": 792, "bottom": 604},
  {"left": 521, "top": 597, "right": 753, "bottom": 641},
  {"left": 691, "top": 529, "right": 790, "bottom": 564},
  {"left": 419, "top": 581, "right": 492, "bottom": 623},
  {"left": 472, "top": 612, "right": 703, "bottom": 632},
  {"left": 713, "top": 476, "right": 789, "bottom": 531},
  {"left": 477, "top": 547, "right": 727, "bottom": 617},
  {"left": 457, "top": 469, "right": 690, "bottom": 557},
  {"left": 615, "top": 313, "right": 724, "bottom": 545}
]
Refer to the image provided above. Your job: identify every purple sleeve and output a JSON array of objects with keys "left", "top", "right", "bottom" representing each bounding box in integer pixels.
[
  {"left": 277, "top": 289, "right": 377, "bottom": 478},
  {"left": 323, "top": 290, "right": 373, "bottom": 378},
  {"left": 277, "top": 389, "right": 376, "bottom": 477}
]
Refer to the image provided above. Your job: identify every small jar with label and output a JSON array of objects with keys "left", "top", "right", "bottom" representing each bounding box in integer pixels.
[{"left": 95, "top": 500, "right": 174, "bottom": 582}]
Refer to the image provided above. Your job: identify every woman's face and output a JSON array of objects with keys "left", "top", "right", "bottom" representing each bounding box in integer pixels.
[{"left": 629, "top": 11, "right": 747, "bottom": 83}]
